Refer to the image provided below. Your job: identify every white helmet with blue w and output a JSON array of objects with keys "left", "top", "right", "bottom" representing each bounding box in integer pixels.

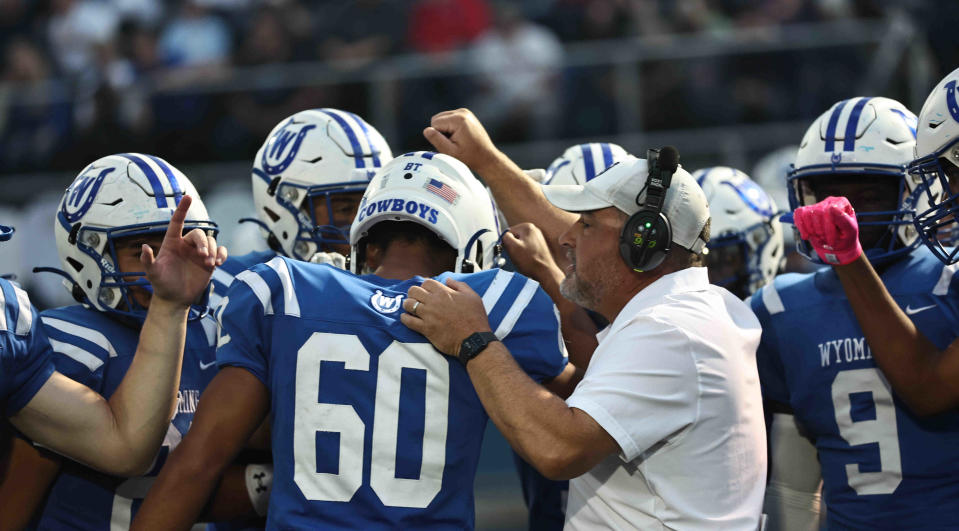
[
  {"left": 251, "top": 108, "right": 392, "bottom": 261},
  {"left": 693, "top": 167, "right": 784, "bottom": 298},
  {"left": 787, "top": 96, "right": 934, "bottom": 264},
  {"left": 53, "top": 153, "right": 216, "bottom": 318},
  {"left": 350, "top": 151, "right": 500, "bottom": 273},
  {"left": 908, "top": 66, "right": 959, "bottom": 264},
  {"left": 544, "top": 143, "right": 629, "bottom": 185}
]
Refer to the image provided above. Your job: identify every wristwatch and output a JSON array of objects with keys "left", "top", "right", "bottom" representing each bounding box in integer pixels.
[{"left": 458, "top": 331, "right": 499, "bottom": 367}]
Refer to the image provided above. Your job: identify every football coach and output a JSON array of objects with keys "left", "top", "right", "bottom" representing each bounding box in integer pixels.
[{"left": 402, "top": 118, "right": 767, "bottom": 530}]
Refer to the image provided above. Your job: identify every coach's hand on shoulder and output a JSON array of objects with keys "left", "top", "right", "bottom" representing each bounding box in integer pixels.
[
  {"left": 141, "top": 195, "right": 228, "bottom": 306},
  {"left": 423, "top": 109, "right": 502, "bottom": 174},
  {"left": 793, "top": 196, "right": 862, "bottom": 266},
  {"left": 402, "top": 278, "right": 493, "bottom": 358}
]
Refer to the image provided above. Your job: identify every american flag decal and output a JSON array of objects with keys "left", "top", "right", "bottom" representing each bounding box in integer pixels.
[{"left": 425, "top": 178, "right": 459, "bottom": 204}]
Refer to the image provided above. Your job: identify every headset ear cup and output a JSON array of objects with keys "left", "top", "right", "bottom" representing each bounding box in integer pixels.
[{"left": 619, "top": 211, "right": 671, "bottom": 272}]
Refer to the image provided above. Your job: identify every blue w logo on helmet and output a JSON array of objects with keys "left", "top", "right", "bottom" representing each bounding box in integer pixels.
[
  {"left": 261, "top": 120, "right": 317, "bottom": 176},
  {"left": 62, "top": 167, "right": 115, "bottom": 223}
]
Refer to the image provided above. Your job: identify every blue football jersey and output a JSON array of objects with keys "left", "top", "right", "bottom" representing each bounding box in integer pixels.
[
  {"left": 0, "top": 279, "right": 55, "bottom": 417},
  {"left": 33, "top": 305, "right": 219, "bottom": 530},
  {"left": 751, "top": 248, "right": 959, "bottom": 529},
  {"left": 216, "top": 257, "right": 568, "bottom": 529},
  {"left": 211, "top": 249, "right": 278, "bottom": 309}
]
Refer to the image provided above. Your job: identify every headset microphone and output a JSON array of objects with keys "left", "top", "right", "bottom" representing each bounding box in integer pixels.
[{"left": 619, "top": 146, "right": 679, "bottom": 272}]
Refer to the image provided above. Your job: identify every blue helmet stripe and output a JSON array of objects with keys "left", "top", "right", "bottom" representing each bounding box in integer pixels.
[
  {"left": 843, "top": 97, "right": 871, "bottom": 152},
  {"left": 580, "top": 144, "right": 596, "bottom": 181},
  {"left": 421, "top": 152, "right": 434, "bottom": 160},
  {"left": 600, "top": 143, "right": 614, "bottom": 169},
  {"left": 695, "top": 168, "right": 713, "bottom": 187},
  {"left": 343, "top": 111, "right": 382, "bottom": 167},
  {"left": 945, "top": 80, "right": 959, "bottom": 123},
  {"left": 120, "top": 154, "right": 167, "bottom": 208},
  {"left": 146, "top": 154, "right": 183, "bottom": 206},
  {"left": 317, "top": 109, "right": 365, "bottom": 169},
  {"left": 824, "top": 99, "right": 849, "bottom": 152}
]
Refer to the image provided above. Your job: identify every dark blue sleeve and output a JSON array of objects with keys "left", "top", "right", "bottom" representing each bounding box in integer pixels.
[
  {"left": 501, "top": 286, "right": 569, "bottom": 383},
  {"left": 2, "top": 308, "right": 56, "bottom": 417},
  {"left": 750, "top": 290, "right": 790, "bottom": 406},
  {"left": 214, "top": 271, "right": 272, "bottom": 388}
]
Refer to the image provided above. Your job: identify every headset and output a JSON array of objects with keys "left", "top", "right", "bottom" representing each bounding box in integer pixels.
[{"left": 619, "top": 146, "right": 679, "bottom": 272}]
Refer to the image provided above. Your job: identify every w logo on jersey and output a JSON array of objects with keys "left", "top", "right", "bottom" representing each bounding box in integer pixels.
[
  {"left": 62, "top": 167, "right": 115, "bottom": 223},
  {"left": 371, "top": 290, "right": 404, "bottom": 314},
  {"left": 261, "top": 120, "right": 317, "bottom": 176}
]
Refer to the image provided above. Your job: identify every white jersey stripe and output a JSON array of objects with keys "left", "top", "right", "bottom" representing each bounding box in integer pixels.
[
  {"left": 41, "top": 316, "right": 118, "bottom": 357},
  {"left": 494, "top": 278, "right": 538, "bottom": 340},
  {"left": 13, "top": 285, "right": 33, "bottom": 336},
  {"left": 49, "top": 338, "right": 104, "bottom": 372},
  {"left": 212, "top": 268, "right": 235, "bottom": 289},
  {"left": 236, "top": 270, "right": 274, "bottom": 315},
  {"left": 266, "top": 257, "right": 301, "bottom": 317},
  {"left": 0, "top": 285, "right": 8, "bottom": 333},
  {"left": 209, "top": 292, "right": 224, "bottom": 311},
  {"left": 481, "top": 270, "right": 513, "bottom": 313},
  {"left": 760, "top": 283, "right": 785, "bottom": 315},
  {"left": 933, "top": 262, "right": 959, "bottom": 296}
]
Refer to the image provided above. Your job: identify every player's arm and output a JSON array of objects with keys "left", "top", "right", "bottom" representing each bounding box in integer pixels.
[
  {"left": 0, "top": 437, "right": 61, "bottom": 530},
  {"left": 403, "top": 278, "right": 618, "bottom": 480},
  {"left": 794, "top": 197, "right": 959, "bottom": 415},
  {"left": 9, "top": 197, "right": 227, "bottom": 476},
  {"left": 133, "top": 367, "right": 270, "bottom": 530},
  {"left": 501, "top": 223, "right": 596, "bottom": 397},
  {"left": 763, "top": 411, "right": 823, "bottom": 531},
  {"left": 423, "top": 109, "right": 578, "bottom": 268}
]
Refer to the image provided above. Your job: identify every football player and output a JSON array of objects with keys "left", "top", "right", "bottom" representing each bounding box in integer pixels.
[
  {"left": 503, "top": 142, "right": 628, "bottom": 531},
  {"left": 749, "top": 97, "right": 959, "bottom": 529},
  {"left": 0, "top": 154, "right": 258, "bottom": 529},
  {"left": 692, "top": 167, "right": 785, "bottom": 299},
  {"left": 210, "top": 108, "right": 392, "bottom": 307},
  {"left": 132, "top": 152, "right": 573, "bottom": 529},
  {"left": 789, "top": 66, "right": 959, "bottom": 416},
  {"left": 0, "top": 186, "right": 223, "bottom": 513}
]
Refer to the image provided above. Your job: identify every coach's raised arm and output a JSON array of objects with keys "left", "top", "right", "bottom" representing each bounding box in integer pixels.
[{"left": 402, "top": 150, "right": 768, "bottom": 530}]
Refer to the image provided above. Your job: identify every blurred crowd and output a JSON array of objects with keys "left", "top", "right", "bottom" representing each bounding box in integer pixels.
[{"left": 5, "top": 0, "right": 950, "bottom": 177}]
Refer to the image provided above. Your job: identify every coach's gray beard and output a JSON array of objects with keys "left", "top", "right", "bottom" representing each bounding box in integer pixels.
[{"left": 560, "top": 273, "right": 601, "bottom": 311}]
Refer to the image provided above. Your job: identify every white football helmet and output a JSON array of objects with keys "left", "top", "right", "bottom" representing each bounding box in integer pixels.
[
  {"left": 54, "top": 153, "right": 216, "bottom": 318},
  {"left": 909, "top": 66, "right": 959, "bottom": 264},
  {"left": 693, "top": 167, "right": 784, "bottom": 298},
  {"left": 543, "top": 143, "right": 629, "bottom": 185},
  {"left": 251, "top": 108, "right": 392, "bottom": 261},
  {"left": 787, "top": 96, "right": 934, "bottom": 264},
  {"left": 350, "top": 151, "right": 500, "bottom": 273}
]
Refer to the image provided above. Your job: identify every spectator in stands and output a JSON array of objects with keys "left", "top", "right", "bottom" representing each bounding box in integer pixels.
[{"left": 469, "top": 2, "right": 563, "bottom": 141}]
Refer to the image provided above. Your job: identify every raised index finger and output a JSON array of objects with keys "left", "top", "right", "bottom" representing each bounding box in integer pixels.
[{"left": 162, "top": 195, "right": 192, "bottom": 248}]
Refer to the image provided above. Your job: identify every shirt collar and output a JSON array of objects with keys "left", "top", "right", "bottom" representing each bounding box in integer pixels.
[{"left": 600, "top": 267, "right": 710, "bottom": 339}]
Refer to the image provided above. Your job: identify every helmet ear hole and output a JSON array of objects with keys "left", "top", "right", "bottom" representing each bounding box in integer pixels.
[
  {"left": 263, "top": 207, "right": 280, "bottom": 222},
  {"left": 71, "top": 284, "right": 86, "bottom": 304},
  {"left": 66, "top": 257, "right": 84, "bottom": 272}
]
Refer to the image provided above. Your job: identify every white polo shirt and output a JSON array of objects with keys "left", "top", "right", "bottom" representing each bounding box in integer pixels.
[{"left": 565, "top": 267, "right": 766, "bottom": 530}]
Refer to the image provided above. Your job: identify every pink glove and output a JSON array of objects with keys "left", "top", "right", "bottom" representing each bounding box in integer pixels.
[{"left": 792, "top": 196, "right": 863, "bottom": 265}]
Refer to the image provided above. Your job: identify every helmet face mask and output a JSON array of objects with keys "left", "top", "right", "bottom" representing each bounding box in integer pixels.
[
  {"left": 349, "top": 152, "right": 500, "bottom": 274},
  {"left": 908, "top": 68, "right": 959, "bottom": 264},
  {"left": 694, "top": 167, "right": 784, "bottom": 298},
  {"left": 787, "top": 97, "right": 929, "bottom": 265},
  {"left": 55, "top": 153, "right": 217, "bottom": 320},
  {"left": 252, "top": 109, "right": 392, "bottom": 261}
]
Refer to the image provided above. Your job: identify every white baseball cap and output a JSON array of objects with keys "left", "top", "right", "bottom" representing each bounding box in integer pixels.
[{"left": 543, "top": 155, "right": 710, "bottom": 253}]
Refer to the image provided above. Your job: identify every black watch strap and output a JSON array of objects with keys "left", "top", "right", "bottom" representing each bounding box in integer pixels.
[{"left": 458, "top": 331, "right": 499, "bottom": 367}]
